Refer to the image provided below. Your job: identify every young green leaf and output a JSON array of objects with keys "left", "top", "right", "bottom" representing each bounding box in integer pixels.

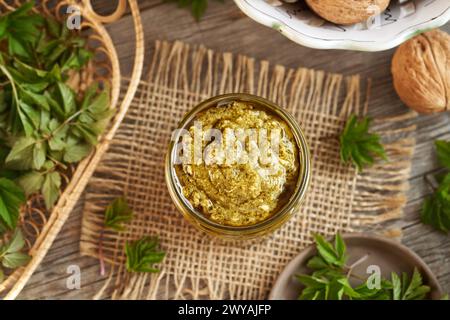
[
  {"left": 435, "top": 140, "right": 450, "bottom": 169},
  {"left": 191, "top": 0, "right": 208, "bottom": 21},
  {"left": 11, "top": 59, "right": 49, "bottom": 80},
  {"left": 306, "top": 256, "right": 328, "bottom": 270},
  {"left": 2, "top": 251, "right": 29, "bottom": 268},
  {"left": 391, "top": 272, "right": 402, "bottom": 300},
  {"left": 16, "top": 171, "right": 44, "bottom": 196},
  {"left": 125, "top": 237, "right": 166, "bottom": 273},
  {"left": 32, "top": 141, "right": 47, "bottom": 170},
  {"left": 334, "top": 232, "right": 346, "bottom": 264},
  {"left": 41, "top": 171, "right": 61, "bottom": 209},
  {"left": 20, "top": 88, "right": 50, "bottom": 111},
  {"left": 56, "top": 82, "right": 76, "bottom": 115},
  {"left": 72, "top": 122, "right": 99, "bottom": 146},
  {"left": 47, "top": 118, "right": 68, "bottom": 151},
  {"left": 80, "top": 83, "right": 98, "bottom": 110},
  {"left": 61, "top": 48, "right": 93, "bottom": 71},
  {"left": 0, "top": 229, "right": 30, "bottom": 269},
  {"left": 104, "top": 197, "right": 133, "bottom": 232},
  {"left": 5, "top": 136, "right": 36, "bottom": 171},
  {"left": 45, "top": 16, "right": 61, "bottom": 39},
  {"left": 0, "top": 1, "right": 44, "bottom": 60},
  {"left": 296, "top": 274, "right": 328, "bottom": 289},
  {"left": 421, "top": 173, "right": 450, "bottom": 233},
  {"left": 401, "top": 269, "right": 430, "bottom": 300},
  {"left": 0, "top": 178, "right": 26, "bottom": 230},
  {"left": 389, "top": 268, "right": 431, "bottom": 300},
  {"left": 340, "top": 115, "right": 387, "bottom": 172},
  {"left": 166, "top": 0, "right": 223, "bottom": 21},
  {"left": 353, "top": 280, "right": 392, "bottom": 300},
  {"left": 312, "top": 233, "right": 346, "bottom": 267},
  {"left": 313, "top": 234, "right": 338, "bottom": 264},
  {"left": 98, "top": 197, "right": 134, "bottom": 276},
  {"left": 63, "top": 143, "right": 92, "bottom": 163},
  {"left": 337, "top": 277, "right": 362, "bottom": 299}
]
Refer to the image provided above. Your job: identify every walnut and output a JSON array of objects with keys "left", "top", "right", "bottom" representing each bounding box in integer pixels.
[
  {"left": 391, "top": 29, "right": 450, "bottom": 114},
  {"left": 305, "top": 0, "right": 390, "bottom": 25}
]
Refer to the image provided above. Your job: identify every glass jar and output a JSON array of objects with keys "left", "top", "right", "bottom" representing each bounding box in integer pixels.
[{"left": 165, "top": 93, "right": 311, "bottom": 240}]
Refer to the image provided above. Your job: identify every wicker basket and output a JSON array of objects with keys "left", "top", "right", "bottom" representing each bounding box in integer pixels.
[{"left": 0, "top": 0, "right": 144, "bottom": 299}]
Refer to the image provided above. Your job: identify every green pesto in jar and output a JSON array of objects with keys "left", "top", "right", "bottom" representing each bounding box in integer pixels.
[{"left": 175, "top": 101, "right": 299, "bottom": 227}]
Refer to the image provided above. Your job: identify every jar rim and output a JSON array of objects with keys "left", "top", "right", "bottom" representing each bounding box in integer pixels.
[{"left": 165, "top": 93, "right": 311, "bottom": 236}]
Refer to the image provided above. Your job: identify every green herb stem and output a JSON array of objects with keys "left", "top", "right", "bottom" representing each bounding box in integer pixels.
[
  {"left": 0, "top": 65, "right": 19, "bottom": 104},
  {"left": 98, "top": 228, "right": 106, "bottom": 276}
]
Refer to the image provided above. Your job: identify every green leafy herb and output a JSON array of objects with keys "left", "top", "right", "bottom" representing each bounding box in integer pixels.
[
  {"left": 41, "top": 170, "right": 61, "bottom": 209},
  {"left": 104, "top": 197, "right": 133, "bottom": 232},
  {"left": 0, "top": 1, "right": 44, "bottom": 60},
  {"left": 0, "top": 2, "right": 112, "bottom": 212},
  {"left": 98, "top": 197, "right": 134, "bottom": 276},
  {"left": 421, "top": 140, "right": 450, "bottom": 233},
  {"left": 0, "top": 230, "right": 30, "bottom": 281},
  {"left": 421, "top": 173, "right": 450, "bottom": 233},
  {"left": 63, "top": 142, "right": 92, "bottom": 164},
  {"left": 311, "top": 233, "right": 346, "bottom": 268},
  {"left": 17, "top": 171, "right": 44, "bottom": 196},
  {"left": 390, "top": 269, "right": 430, "bottom": 300},
  {"left": 0, "top": 178, "right": 26, "bottom": 230},
  {"left": 296, "top": 233, "right": 431, "bottom": 300},
  {"left": 435, "top": 140, "right": 450, "bottom": 169},
  {"left": 0, "top": 2, "right": 113, "bottom": 279},
  {"left": 339, "top": 115, "right": 387, "bottom": 172},
  {"left": 125, "top": 237, "right": 166, "bottom": 273},
  {"left": 166, "top": 0, "right": 223, "bottom": 21}
]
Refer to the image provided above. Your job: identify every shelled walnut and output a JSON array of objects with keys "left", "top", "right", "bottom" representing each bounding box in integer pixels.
[{"left": 391, "top": 29, "right": 450, "bottom": 113}]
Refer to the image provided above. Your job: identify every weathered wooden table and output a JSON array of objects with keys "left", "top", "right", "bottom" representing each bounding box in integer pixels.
[{"left": 18, "top": 0, "right": 450, "bottom": 299}]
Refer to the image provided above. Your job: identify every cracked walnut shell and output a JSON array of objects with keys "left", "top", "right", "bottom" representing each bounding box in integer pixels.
[
  {"left": 305, "top": 0, "right": 390, "bottom": 25},
  {"left": 392, "top": 29, "right": 450, "bottom": 114}
]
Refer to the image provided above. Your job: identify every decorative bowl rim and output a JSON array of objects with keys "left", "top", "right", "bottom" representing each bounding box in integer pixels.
[{"left": 233, "top": 0, "right": 450, "bottom": 52}]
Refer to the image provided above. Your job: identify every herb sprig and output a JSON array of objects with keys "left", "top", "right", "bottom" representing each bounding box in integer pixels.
[
  {"left": 98, "top": 197, "right": 134, "bottom": 276},
  {"left": 421, "top": 140, "right": 450, "bottom": 233},
  {"left": 0, "top": 230, "right": 30, "bottom": 282},
  {"left": 125, "top": 237, "right": 166, "bottom": 273},
  {"left": 0, "top": 1, "right": 112, "bottom": 225},
  {"left": 98, "top": 197, "right": 165, "bottom": 276},
  {"left": 296, "top": 234, "right": 431, "bottom": 300},
  {"left": 340, "top": 115, "right": 387, "bottom": 172},
  {"left": 104, "top": 197, "right": 134, "bottom": 232}
]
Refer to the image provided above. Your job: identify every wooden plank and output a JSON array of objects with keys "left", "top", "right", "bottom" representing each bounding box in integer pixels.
[{"left": 17, "top": 0, "right": 450, "bottom": 299}]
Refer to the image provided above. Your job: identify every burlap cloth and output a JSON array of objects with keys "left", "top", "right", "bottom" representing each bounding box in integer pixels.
[{"left": 80, "top": 41, "right": 417, "bottom": 300}]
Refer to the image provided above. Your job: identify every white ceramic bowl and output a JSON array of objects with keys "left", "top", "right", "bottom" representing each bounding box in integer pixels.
[{"left": 234, "top": 0, "right": 450, "bottom": 51}]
